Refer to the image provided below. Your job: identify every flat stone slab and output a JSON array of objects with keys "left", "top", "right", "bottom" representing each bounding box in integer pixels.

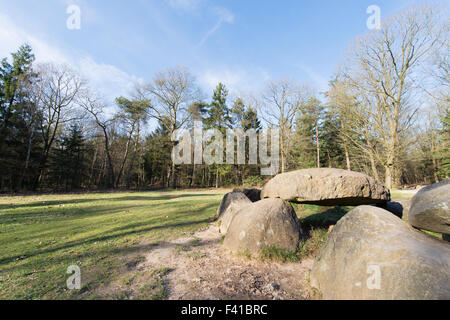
[
  {"left": 261, "top": 168, "right": 390, "bottom": 206},
  {"left": 408, "top": 180, "right": 450, "bottom": 234}
]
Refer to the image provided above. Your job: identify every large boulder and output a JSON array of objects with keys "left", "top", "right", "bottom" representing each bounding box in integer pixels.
[
  {"left": 219, "top": 196, "right": 252, "bottom": 234},
  {"left": 216, "top": 192, "right": 250, "bottom": 219},
  {"left": 375, "top": 201, "right": 409, "bottom": 219},
  {"left": 261, "top": 168, "right": 390, "bottom": 206},
  {"left": 223, "top": 199, "right": 303, "bottom": 255},
  {"left": 408, "top": 180, "right": 450, "bottom": 234},
  {"left": 311, "top": 205, "right": 450, "bottom": 300},
  {"left": 232, "top": 188, "right": 261, "bottom": 202}
]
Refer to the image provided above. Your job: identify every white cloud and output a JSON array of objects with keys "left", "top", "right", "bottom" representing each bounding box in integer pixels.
[
  {"left": 167, "top": 0, "right": 203, "bottom": 12},
  {"left": 0, "top": 12, "right": 140, "bottom": 106},
  {"left": 197, "top": 66, "right": 270, "bottom": 97},
  {"left": 199, "top": 7, "right": 235, "bottom": 47},
  {"left": 213, "top": 6, "right": 235, "bottom": 24},
  {"left": 78, "top": 57, "right": 142, "bottom": 102},
  {"left": 0, "top": 13, "right": 69, "bottom": 64},
  {"left": 296, "top": 64, "right": 329, "bottom": 92}
]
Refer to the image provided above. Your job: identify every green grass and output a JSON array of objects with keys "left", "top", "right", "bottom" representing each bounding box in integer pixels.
[
  {"left": 1, "top": 187, "right": 436, "bottom": 299},
  {"left": 390, "top": 189, "right": 417, "bottom": 200},
  {"left": 296, "top": 204, "right": 353, "bottom": 230},
  {"left": 294, "top": 190, "right": 417, "bottom": 230},
  {"left": 259, "top": 228, "right": 329, "bottom": 263},
  {"left": 0, "top": 190, "right": 223, "bottom": 299}
]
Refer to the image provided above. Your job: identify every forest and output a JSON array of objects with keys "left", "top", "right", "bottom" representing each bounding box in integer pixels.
[{"left": 0, "top": 5, "right": 448, "bottom": 193}]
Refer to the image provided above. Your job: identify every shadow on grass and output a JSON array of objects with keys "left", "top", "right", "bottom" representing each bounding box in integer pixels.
[
  {"left": 0, "top": 195, "right": 201, "bottom": 223},
  {"left": 0, "top": 202, "right": 218, "bottom": 266},
  {"left": 299, "top": 206, "right": 351, "bottom": 231},
  {"left": 0, "top": 204, "right": 139, "bottom": 225},
  {"left": 0, "top": 193, "right": 217, "bottom": 210}
]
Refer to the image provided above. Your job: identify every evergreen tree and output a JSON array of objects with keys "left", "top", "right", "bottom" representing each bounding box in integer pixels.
[
  {"left": 143, "top": 121, "right": 172, "bottom": 187},
  {"left": 291, "top": 110, "right": 316, "bottom": 169},
  {"left": 205, "top": 83, "right": 232, "bottom": 132},
  {"left": 0, "top": 44, "right": 37, "bottom": 190},
  {"left": 50, "top": 124, "right": 86, "bottom": 190}
]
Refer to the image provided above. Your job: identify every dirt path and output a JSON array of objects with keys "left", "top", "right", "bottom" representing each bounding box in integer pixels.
[{"left": 136, "top": 223, "right": 315, "bottom": 300}]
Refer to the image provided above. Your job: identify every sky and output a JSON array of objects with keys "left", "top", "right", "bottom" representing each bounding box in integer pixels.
[{"left": 0, "top": 0, "right": 435, "bottom": 105}]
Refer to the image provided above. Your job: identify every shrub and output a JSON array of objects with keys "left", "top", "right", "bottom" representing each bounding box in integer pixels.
[{"left": 243, "top": 176, "right": 265, "bottom": 188}]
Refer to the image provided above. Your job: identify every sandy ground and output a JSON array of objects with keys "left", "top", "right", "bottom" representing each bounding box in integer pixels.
[{"left": 135, "top": 223, "right": 316, "bottom": 300}]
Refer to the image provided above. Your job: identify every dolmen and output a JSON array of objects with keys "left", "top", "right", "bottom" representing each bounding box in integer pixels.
[{"left": 215, "top": 168, "right": 450, "bottom": 299}]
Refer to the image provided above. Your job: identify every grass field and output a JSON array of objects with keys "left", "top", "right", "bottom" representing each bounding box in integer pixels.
[
  {"left": 0, "top": 190, "right": 224, "bottom": 299},
  {"left": 0, "top": 189, "right": 418, "bottom": 300}
]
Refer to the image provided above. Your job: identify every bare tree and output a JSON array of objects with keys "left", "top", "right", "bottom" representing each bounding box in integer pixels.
[
  {"left": 342, "top": 4, "right": 445, "bottom": 188},
  {"left": 114, "top": 97, "right": 150, "bottom": 188},
  {"left": 136, "top": 66, "right": 201, "bottom": 188},
  {"left": 262, "top": 80, "right": 307, "bottom": 173},
  {"left": 18, "top": 73, "right": 43, "bottom": 189},
  {"left": 302, "top": 96, "right": 324, "bottom": 168},
  {"left": 326, "top": 79, "right": 354, "bottom": 171},
  {"left": 33, "top": 63, "right": 84, "bottom": 189},
  {"left": 78, "top": 92, "right": 116, "bottom": 188}
]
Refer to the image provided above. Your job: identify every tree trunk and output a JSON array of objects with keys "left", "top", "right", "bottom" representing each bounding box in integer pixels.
[
  {"left": 126, "top": 122, "right": 140, "bottom": 189},
  {"left": 116, "top": 122, "right": 135, "bottom": 187},
  {"left": 385, "top": 164, "right": 393, "bottom": 190},
  {"left": 370, "top": 152, "right": 380, "bottom": 182},
  {"left": 315, "top": 120, "right": 320, "bottom": 168},
  {"left": 344, "top": 145, "right": 351, "bottom": 171},
  {"left": 89, "top": 142, "right": 99, "bottom": 187},
  {"left": 19, "top": 126, "right": 35, "bottom": 190},
  {"left": 102, "top": 126, "right": 115, "bottom": 189},
  {"left": 215, "top": 167, "right": 219, "bottom": 189},
  {"left": 171, "top": 161, "right": 176, "bottom": 189},
  {"left": 432, "top": 157, "right": 439, "bottom": 183},
  {"left": 190, "top": 165, "right": 196, "bottom": 187},
  {"left": 327, "top": 150, "right": 332, "bottom": 168}
]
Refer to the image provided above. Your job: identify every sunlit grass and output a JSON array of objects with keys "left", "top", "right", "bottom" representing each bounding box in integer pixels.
[{"left": 0, "top": 190, "right": 224, "bottom": 299}]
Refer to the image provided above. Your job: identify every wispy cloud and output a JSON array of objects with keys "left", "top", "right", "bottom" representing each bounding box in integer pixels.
[
  {"left": 0, "top": 13, "right": 69, "bottom": 64},
  {"left": 197, "top": 66, "right": 270, "bottom": 97},
  {"left": 198, "top": 7, "right": 235, "bottom": 47},
  {"left": 167, "top": 0, "right": 203, "bottom": 12},
  {"left": 0, "top": 12, "right": 140, "bottom": 106},
  {"left": 296, "top": 64, "right": 329, "bottom": 92}
]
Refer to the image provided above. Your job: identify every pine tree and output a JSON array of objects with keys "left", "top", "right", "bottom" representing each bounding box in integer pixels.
[
  {"left": 205, "top": 83, "right": 232, "bottom": 133},
  {"left": 0, "top": 44, "right": 37, "bottom": 190},
  {"left": 50, "top": 124, "right": 86, "bottom": 190}
]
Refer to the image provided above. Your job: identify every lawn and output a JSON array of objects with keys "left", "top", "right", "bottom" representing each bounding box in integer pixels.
[
  {"left": 0, "top": 188, "right": 420, "bottom": 300},
  {"left": 0, "top": 190, "right": 224, "bottom": 299}
]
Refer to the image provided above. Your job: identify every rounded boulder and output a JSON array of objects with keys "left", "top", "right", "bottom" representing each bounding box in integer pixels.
[{"left": 223, "top": 198, "right": 303, "bottom": 255}]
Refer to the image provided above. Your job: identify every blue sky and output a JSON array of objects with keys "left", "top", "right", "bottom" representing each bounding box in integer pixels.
[{"left": 0, "top": 0, "right": 431, "bottom": 103}]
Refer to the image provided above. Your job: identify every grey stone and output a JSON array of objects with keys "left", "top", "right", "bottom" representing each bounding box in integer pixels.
[
  {"left": 232, "top": 188, "right": 261, "bottom": 202},
  {"left": 311, "top": 205, "right": 450, "bottom": 300},
  {"left": 218, "top": 196, "right": 252, "bottom": 234},
  {"left": 216, "top": 192, "right": 250, "bottom": 219},
  {"left": 224, "top": 199, "right": 303, "bottom": 255},
  {"left": 261, "top": 168, "right": 390, "bottom": 206},
  {"left": 408, "top": 180, "right": 450, "bottom": 234}
]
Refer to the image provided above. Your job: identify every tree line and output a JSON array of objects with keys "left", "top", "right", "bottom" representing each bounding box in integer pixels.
[{"left": 0, "top": 4, "right": 448, "bottom": 192}]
